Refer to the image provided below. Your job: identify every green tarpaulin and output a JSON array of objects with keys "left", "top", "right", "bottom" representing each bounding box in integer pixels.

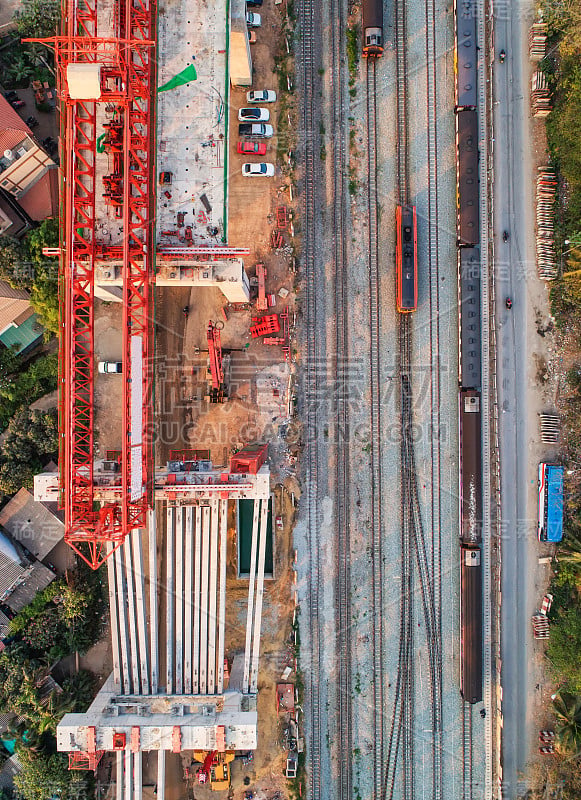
[{"left": 157, "top": 64, "right": 198, "bottom": 93}]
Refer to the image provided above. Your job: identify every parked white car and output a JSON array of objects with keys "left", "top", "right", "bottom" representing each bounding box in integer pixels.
[
  {"left": 242, "top": 162, "right": 275, "bottom": 177},
  {"left": 246, "top": 89, "right": 277, "bottom": 103},
  {"left": 98, "top": 361, "right": 122, "bottom": 374},
  {"left": 246, "top": 11, "right": 261, "bottom": 26},
  {"left": 238, "top": 107, "right": 270, "bottom": 122}
]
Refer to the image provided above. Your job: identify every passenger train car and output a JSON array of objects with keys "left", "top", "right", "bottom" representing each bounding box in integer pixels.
[
  {"left": 396, "top": 204, "right": 418, "bottom": 313},
  {"left": 455, "top": 0, "right": 477, "bottom": 109},
  {"left": 362, "top": 0, "right": 384, "bottom": 57},
  {"left": 456, "top": 109, "right": 479, "bottom": 247}
]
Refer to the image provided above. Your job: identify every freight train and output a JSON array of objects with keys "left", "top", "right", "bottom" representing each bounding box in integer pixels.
[{"left": 455, "top": 0, "right": 483, "bottom": 705}]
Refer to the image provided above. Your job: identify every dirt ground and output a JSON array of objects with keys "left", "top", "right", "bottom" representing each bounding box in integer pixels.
[{"left": 521, "top": 70, "right": 568, "bottom": 777}]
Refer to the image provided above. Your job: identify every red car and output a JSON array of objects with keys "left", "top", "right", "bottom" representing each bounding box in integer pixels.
[{"left": 237, "top": 140, "right": 267, "bottom": 155}]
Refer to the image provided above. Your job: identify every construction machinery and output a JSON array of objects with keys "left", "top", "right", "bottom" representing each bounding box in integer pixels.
[{"left": 206, "top": 320, "right": 228, "bottom": 403}]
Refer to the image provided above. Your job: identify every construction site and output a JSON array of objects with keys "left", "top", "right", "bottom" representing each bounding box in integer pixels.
[{"left": 31, "top": 0, "right": 301, "bottom": 795}]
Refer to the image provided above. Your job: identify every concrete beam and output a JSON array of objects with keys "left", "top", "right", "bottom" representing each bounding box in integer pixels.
[
  {"left": 133, "top": 751, "right": 142, "bottom": 800},
  {"left": 157, "top": 750, "right": 165, "bottom": 800},
  {"left": 175, "top": 506, "right": 184, "bottom": 694},
  {"left": 242, "top": 499, "right": 260, "bottom": 693},
  {"left": 250, "top": 499, "right": 269, "bottom": 693},
  {"left": 184, "top": 505, "right": 193, "bottom": 694},
  {"left": 199, "top": 505, "right": 210, "bottom": 694},
  {"left": 114, "top": 542, "right": 132, "bottom": 695},
  {"left": 207, "top": 499, "right": 219, "bottom": 694},
  {"left": 216, "top": 499, "right": 228, "bottom": 693},
  {"left": 148, "top": 508, "right": 158, "bottom": 693},
  {"left": 166, "top": 505, "right": 175, "bottom": 694},
  {"left": 124, "top": 748, "right": 131, "bottom": 800},
  {"left": 132, "top": 529, "right": 150, "bottom": 695},
  {"left": 116, "top": 751, "right": 123, "bottom": 800},
  {"left": 106, "top": 542, "right": 121, "bottom": 690},
  {"left": 193, "top": 506, "right": 202, "bottom": 694},
  {"left": 123, "top": 536, "right": 141, "bottom": 694}
]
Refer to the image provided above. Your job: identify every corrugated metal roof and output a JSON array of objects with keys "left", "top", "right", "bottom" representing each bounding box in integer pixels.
[
  {"left": 5, "top": 562, "right": 55, "bottom": 612},
  {"left": 0, "top": 310, "right": 43, "bottom": 355},
  {"left": 0, "top": 281, "right": 29, "bottom": 301},
  {"left": 0, "top": 552, "right": 25, "bottom": 599},
  {"left": 0, "top": 488, "right": 64, "bottom": 561},
  {"left": 0, "top": 753, "right": 22, "bottom": 790}
]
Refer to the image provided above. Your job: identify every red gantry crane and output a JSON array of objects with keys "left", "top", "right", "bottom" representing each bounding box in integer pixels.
[{"left": 28, "top": 0, "right": 157, "bottom": 568}]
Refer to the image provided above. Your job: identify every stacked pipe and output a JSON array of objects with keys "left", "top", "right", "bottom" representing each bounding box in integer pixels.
[
  {"left": 536, "top": 168, "right": 558, "bottom": 279},
  {"left": 539, "top": 412, "right": 560, "bottom": 444},
  {"left": 531, "top": 71, "right": 552, "bottom": 116},
  {"left": 529, "top": 22, "right": 548, "bottom": 61}
]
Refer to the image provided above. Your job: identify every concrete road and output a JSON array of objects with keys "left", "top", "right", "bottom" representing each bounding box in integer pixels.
[{"left": 493, "top": 0, "right": 537, "bottom": 796}]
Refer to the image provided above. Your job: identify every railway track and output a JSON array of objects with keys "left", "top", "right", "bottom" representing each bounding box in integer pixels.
[
  {"left": 381, "top": 0, "right": 444, "bottom": 795},
  {"left": 366, "top": 57, "right": 385, "bottom": 800},
  {"left": 329, "top": 0, "right": 353, "bottom": 795},
  {"left": 298, "top": 0, "right": 322, "bottom": 795},
  {"left": 462, "top": 702, "right": 473, "bottom": 800},
  {"left": 423, "top": 0, "right": 444, "bottom": 789}
]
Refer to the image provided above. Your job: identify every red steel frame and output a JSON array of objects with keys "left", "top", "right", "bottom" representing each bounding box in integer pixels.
[
  {"left": 29, "top": 0, "right": 156, "bottom": 568},
  {"left": 207, "top": 321, "right": 224, "bottom": 390}
]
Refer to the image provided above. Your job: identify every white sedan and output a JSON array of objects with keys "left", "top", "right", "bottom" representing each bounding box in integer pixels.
[
  {"left": 246, "top": 89, "right": 277, "bottom": 103},
  {"left": 238, "top": 107, "right": 270, "bottom": 122},
  {"left": 242, "top": 162, "right": 275, "bottom": 177},
  {"left": 246, "top": 11, "right": 261, "bottom": 26}
]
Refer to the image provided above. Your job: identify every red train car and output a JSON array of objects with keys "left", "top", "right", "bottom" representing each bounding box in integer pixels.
[{"left": 396, "top": 204, "right": 418, "bottom": 313}]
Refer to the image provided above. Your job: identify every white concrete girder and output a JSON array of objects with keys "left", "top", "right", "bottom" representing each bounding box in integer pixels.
[
  {"left": 148, "top": 509, "right": 158, "bottom": 694},
  {"left": 250, "top": 498, "right": 269, "bottom": 693},
  {"left": 175, "top": 506, "right": 184, "bottom": 694},
  {"left": 207, "top": 499, "right": 219, "bottom": 694},
  {"left": 216, "top": 499, "right": 228, "bottom": 693},
  {"left": 184, "top": 505, "right": 194, "bottom": 694},
  {"left": 131, "top": 529, "right": 150, "bottom": 695},
  {"left": 165, "top": 505, "right": 174, "bottom": 693},
  {"left": 242, "top": 499, "right": 261, "bottom": 693}
]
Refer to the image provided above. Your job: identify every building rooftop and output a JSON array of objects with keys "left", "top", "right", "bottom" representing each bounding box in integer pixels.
[
  {"left": 0, "top": 488, "right": 64, "bottom": 562},
  {"left": 155, "top": 0, "right": 228, "bottom": 248},
  {"left": 18, "top": 166, "right": 59, "bottom": 221},
  {"left": 0, "top": 96, "right": 33, "bottom": 154}
]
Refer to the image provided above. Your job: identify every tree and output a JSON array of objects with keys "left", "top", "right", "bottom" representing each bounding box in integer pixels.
[
  {"left": 0, "top": 407, "right": 58, "bottom": 496},
  {"left": 547, "top": 608, "right": 581, "bottom": 691},
  {"left": 13, "top": 0, "right": 60, "bottom": 38},
  {"left": 553, "top": 692, "right": 581, "bottom": 754},
  {"left": 14, "top": 749, "right": 90, "bottom": 800}
]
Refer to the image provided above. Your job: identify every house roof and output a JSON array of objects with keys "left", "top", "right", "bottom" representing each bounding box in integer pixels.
[
  {"left": 0, "top": 488, "right": 64, "bottom": 561},
  {"left": 17, "top": 166, "right": 59, "bottom": 221},
  {"left": 0, "top": 281, "right": 29, "bottom": 301},
  {"left": 0, "top": 278, "right": 33, "bottom": 340},
  {"left": 0, "top": 96, "right": 33, "bottom": 154},
  {"left": 0, "top": 310, "right": 43, "bottom": 355}
]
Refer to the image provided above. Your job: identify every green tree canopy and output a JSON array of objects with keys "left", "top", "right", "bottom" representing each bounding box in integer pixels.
[
  {"left": 0, "top": 407, "right": 58, "bottom": 496},
  {"left": 14, "top": 749, "right": 90, "bottom": 800},
  {"left": 553, "top": 692, "right": 581, "bottom": 754},
  {"left": 13, "top": 0, "right": 60, "bottom": 38}
]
